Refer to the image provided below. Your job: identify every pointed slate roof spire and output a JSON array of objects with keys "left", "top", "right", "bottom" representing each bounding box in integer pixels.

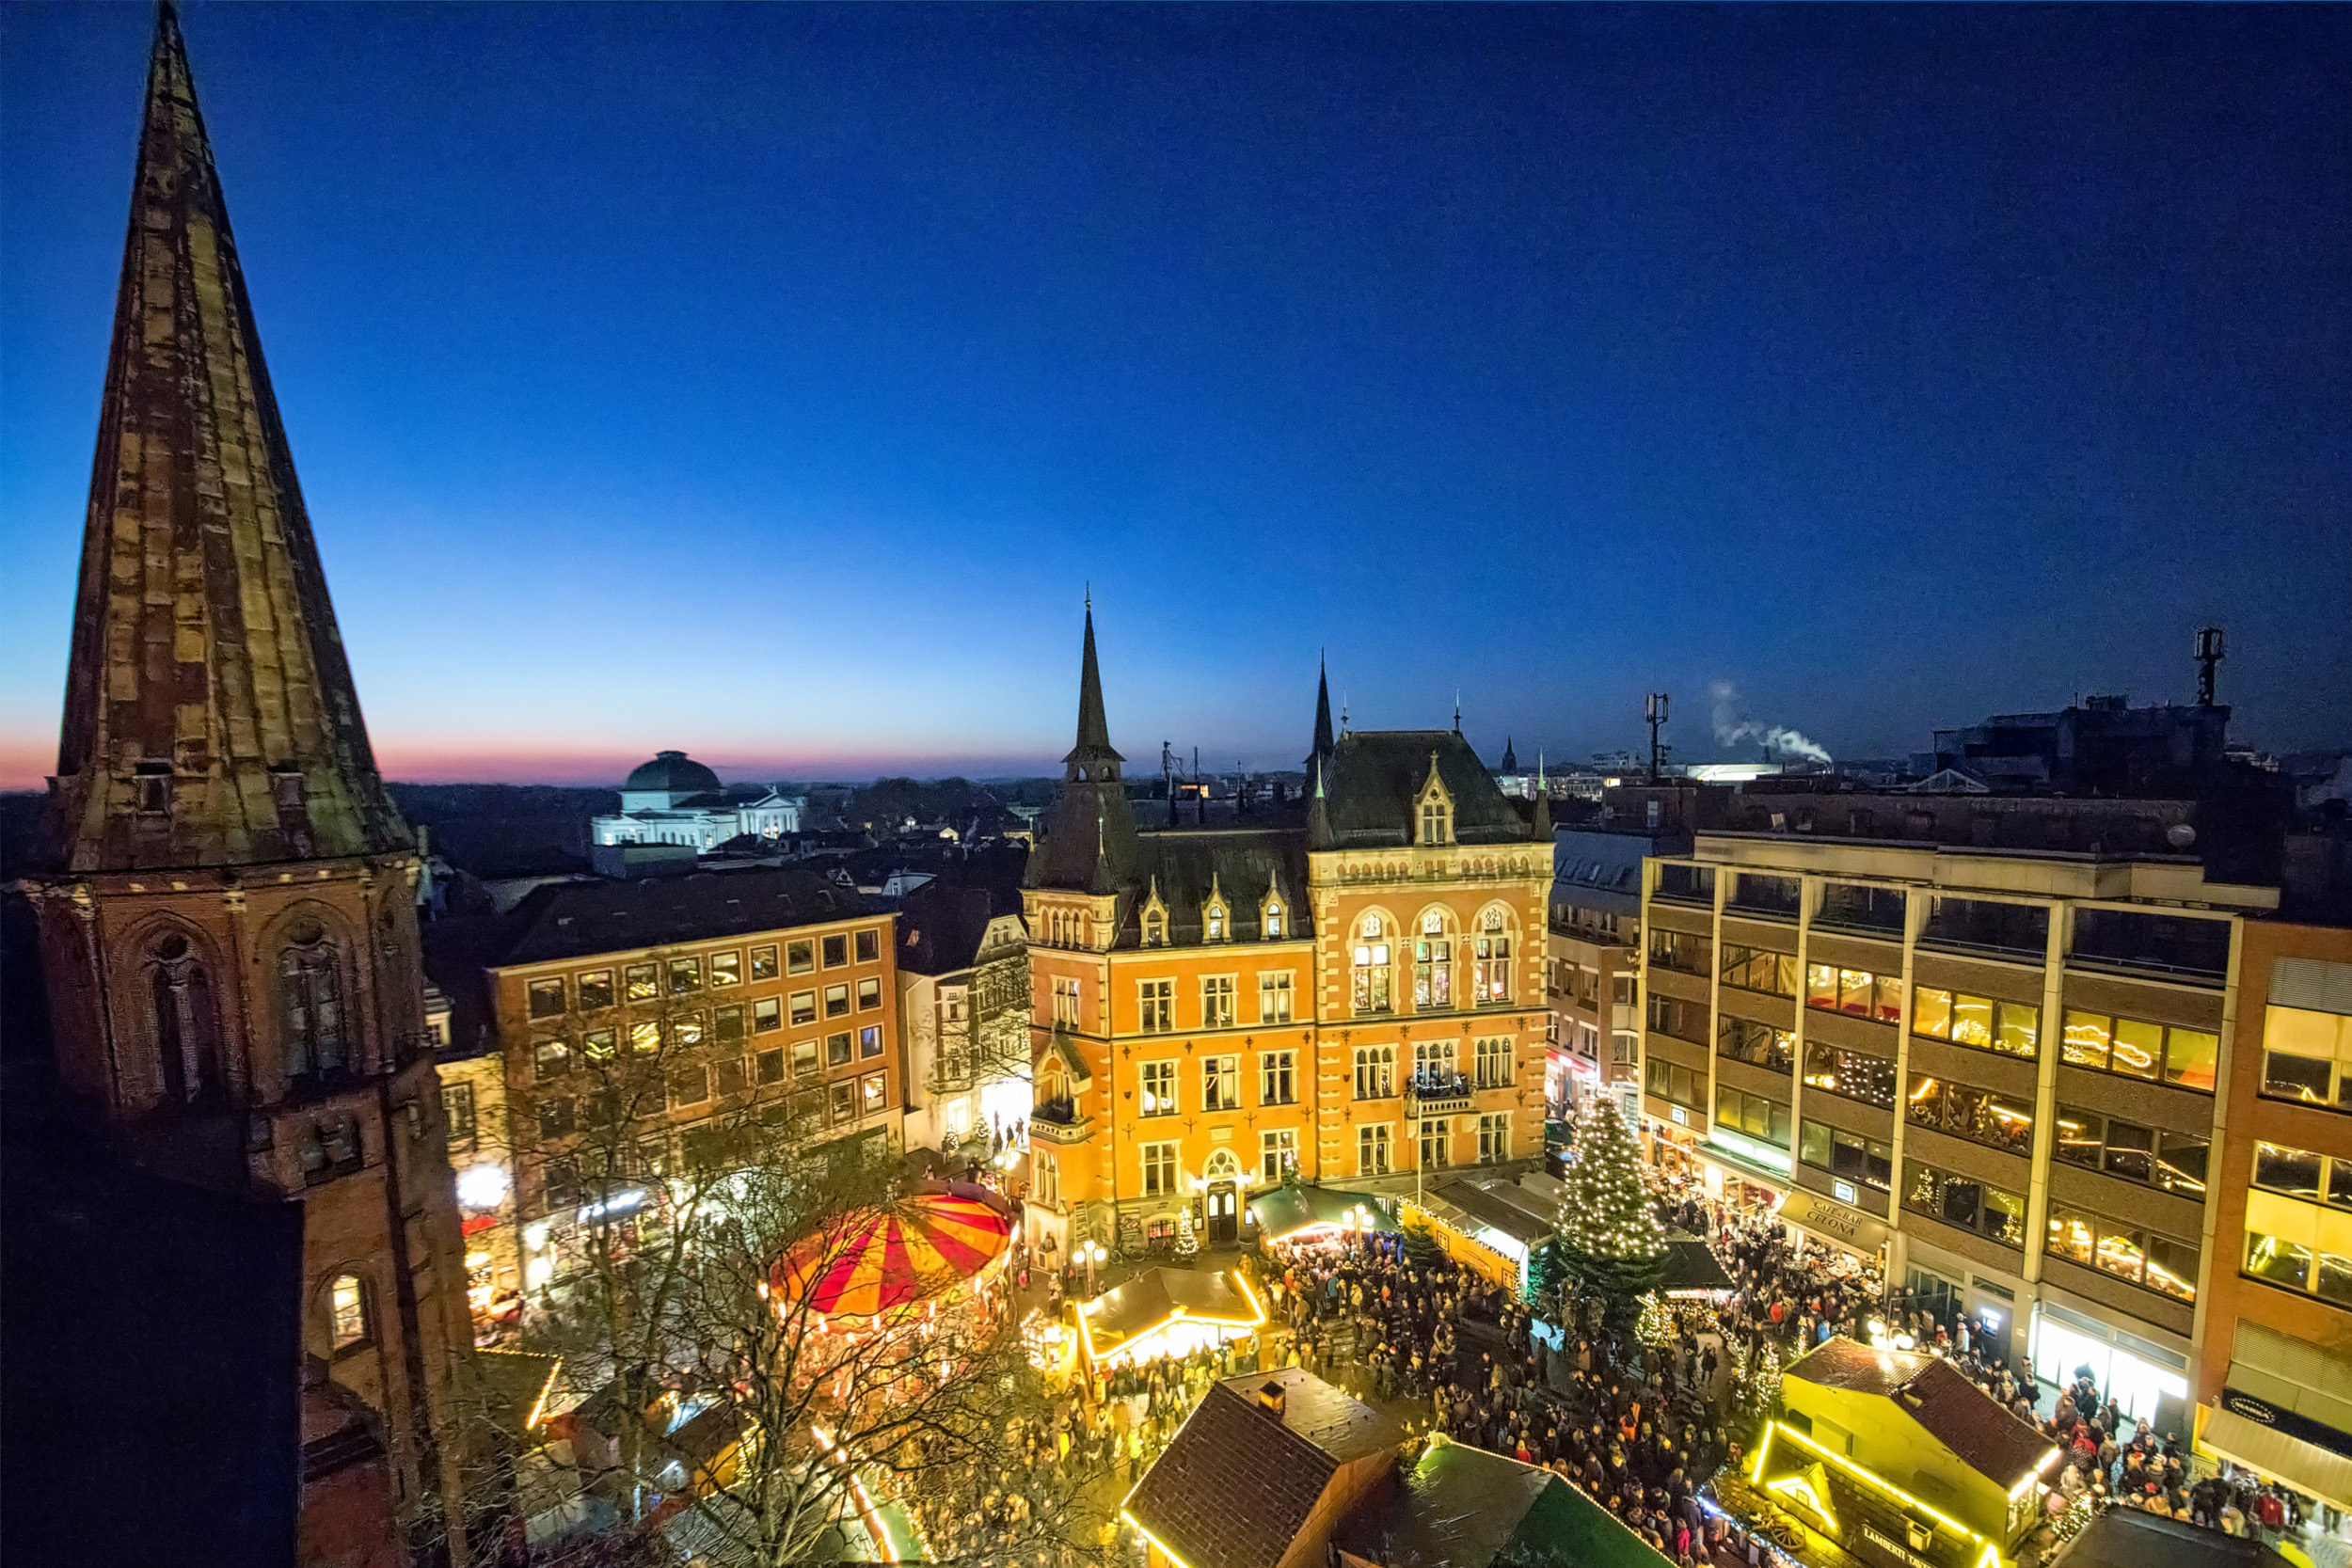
[
  {"left": 1307, "top": 756, "right": 1334, "bottom": 851},
  {"left": 1310, "top": 653, "right": 1335, "bottom": 768},
  {"left": 46, "top": 4, "right": 409, "bottom": 872},
  {"left": 1066, "top": 600, "right": 1121, "bottom": 775},
  {"left": 1500, "top": 736, "right": 1519, "bottom": 774}
]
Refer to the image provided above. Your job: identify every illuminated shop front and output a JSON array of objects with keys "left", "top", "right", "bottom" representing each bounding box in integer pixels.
[{"left": 2028, "top": 1300, "right": 2188, "bottom": 1425}]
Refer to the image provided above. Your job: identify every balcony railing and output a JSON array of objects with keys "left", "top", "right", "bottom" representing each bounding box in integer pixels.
[
  {"left": 1029, "top": 1100, "right": 1093, "bottom": 1145},
  {"left": 1406, "top": 1069, "right": 1475, "bottom": 1116}
]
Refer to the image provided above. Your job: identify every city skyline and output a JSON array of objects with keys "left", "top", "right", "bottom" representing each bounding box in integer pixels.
[{"left": 5, "top": 5, "right": 2348, "bottom": 791}]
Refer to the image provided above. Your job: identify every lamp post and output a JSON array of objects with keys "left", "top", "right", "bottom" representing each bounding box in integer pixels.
[{"left": 1082, "top": 1240, "right": 1105, "bottom": 1297}]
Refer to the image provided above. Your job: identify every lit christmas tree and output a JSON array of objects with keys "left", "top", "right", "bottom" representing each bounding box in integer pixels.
[
  {"left": 1175, "top": 1203, "right": 1200, "bottom": 1259},
  {"left": 1551, "top": 1096, "right": 1667, "bottom": 1335},
  {"left": 1636, "top": 1293, "right": 1670, "bottom": 1348}
]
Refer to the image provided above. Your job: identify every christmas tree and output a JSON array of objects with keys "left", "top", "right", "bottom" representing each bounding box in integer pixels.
[
  {"left": 1175, "top": 1204, "right": 1200, "bottom": 1259},
  {"left": 1551, "top": 1096, "right": 1667, "bottom": 1334},
  {"left": 1636, "top": 1293, "right": 1670, "bottom": 1348}
]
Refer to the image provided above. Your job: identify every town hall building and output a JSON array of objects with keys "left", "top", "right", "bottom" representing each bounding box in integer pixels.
[{"left": 1022, "top": 610, "right": 1555, "bottom": 1259}]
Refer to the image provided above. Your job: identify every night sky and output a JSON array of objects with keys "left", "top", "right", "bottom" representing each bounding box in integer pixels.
[{"left": 3, "top": 5, "right": 2346, "bottom": 789}]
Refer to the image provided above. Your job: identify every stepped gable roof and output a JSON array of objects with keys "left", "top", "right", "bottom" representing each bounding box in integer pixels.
[
  {"left": 1132, "top": 828, "right": 1311, "bottom": 945},
  {"left": 488, "top": 866, "right": 873, "bottom": 968},
  {"left": 1125, "top": 1369, "right": 1401, "bottom": 1568},
  {"left": 1787, "top": 1337, "right": 2055, "bottom": 1485},
  {"left": 45, "top": 6, "right": 409, "bottom": 874},
  {"left": 1322, "top": 730, "right": 1538, "bottom": 849}
]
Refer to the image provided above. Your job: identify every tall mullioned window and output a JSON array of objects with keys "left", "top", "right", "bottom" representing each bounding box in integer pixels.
[
  {"left": 280, "top": 923, "right": 347, "bottom": 1078},
  {"left": 1473, "top": 909, "right": 1512, "bottom": 1004},
  {"left": 1353, "top": 916, "right": 1393, "bottom": 1013},
  {"left": 1414, "top": 911, "right": 1454, "bottom": 1009}
]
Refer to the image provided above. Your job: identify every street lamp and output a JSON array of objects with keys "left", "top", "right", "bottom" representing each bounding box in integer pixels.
[{"left": 1082, "top": 1240, "right": 1106, "bottom": 1297}]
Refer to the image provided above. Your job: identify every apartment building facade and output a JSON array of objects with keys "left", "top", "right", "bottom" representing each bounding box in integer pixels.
[
  {"left": 1023, "top": 617, "right": 1552, "bottom": 1260},
  {"left": 2194, "top": 919, "right": 2352, "bottom": 1511},
  {"left": 424, "top": 868, "right": 901, "bottom": 1295},
  {"left": 1638, "top": 820, "right": 2277, "bottom": 1420}
]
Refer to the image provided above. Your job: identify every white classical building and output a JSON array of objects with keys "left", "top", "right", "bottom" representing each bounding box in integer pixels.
[{"left": 591, "top": 751, "right": 804, "bottom": 848}]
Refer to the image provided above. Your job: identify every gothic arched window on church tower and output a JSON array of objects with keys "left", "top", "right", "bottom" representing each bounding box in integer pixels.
[
  {"left": 149, "top": 932, "right": 221, "bottom": 1106},
  {"left": 280, "top": 921, "right": 348, "bottom": 1079}
]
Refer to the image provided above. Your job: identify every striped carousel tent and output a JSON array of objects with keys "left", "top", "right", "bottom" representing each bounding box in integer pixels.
[{"left": 772, "top": 1184, "right": 1013, "bottom": 1319}]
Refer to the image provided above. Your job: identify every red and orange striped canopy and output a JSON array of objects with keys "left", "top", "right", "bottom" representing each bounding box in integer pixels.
[{"left": 772, "top": 1188, "right": 1011, "bottom": 1319}]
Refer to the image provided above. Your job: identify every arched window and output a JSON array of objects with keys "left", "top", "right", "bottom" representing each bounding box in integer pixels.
[
  {"left": 1263, "top": 899, "right": 1283, "bottom": 941},
  {"left": 1036, "top": 1153, "right": 1059, "bottom": 1209},
  {"left": 1413, "top": 910, "right": 1454, "bottom": 1010},
  {"left": 1351, "top": 916, "right": 1392, "bottom": 1014},
  {"left": 1143, "top": 906, "right": 1168, "bottom": 948},
  {"left": 1474, "top": 908, "right": 1514, "bottom": 1005},
  {"left": 149, "top": 932, "right": 221, "bottom": 1106},
  {"left": 328, "top": 1273, "right": 372, "bottom": 1354},
  {"left": 280, "top": 920, "right": 348, "bottom": 1078},
  {"left": 1201, "top": 1148, "right": 1242, "bottom": 1185},
  {"left": 1204, "top": 899, "right": 1227, "bottom": 942}
]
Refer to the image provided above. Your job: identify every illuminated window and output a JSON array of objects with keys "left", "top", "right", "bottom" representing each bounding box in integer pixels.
[
  {"left": 1358, "top": 1123, "right": 1392, "bottom": 1176},
  {"left": 669, "top": 1012, "right": 705, "bottom": 1050},
  {"left": 856, "top": 977, "right": 882, "bottom": 1011},
  {"left": 1353, "top": 1045, "right": 1396, "bottom": 1100},
  {"left": 1903, "top": 1074, "right": 2034, "bottom": 1156},
  {"left": 753, "top": 997, "right": 781, "bottom": 1033},
  {"left": 578, "top": 970, "right": 614, "bottom": 1010},
  {"left": 1420, "top": 1117, "right": 1451, "bottom": 1170},
  {"left": 862, "top": 1072, "right": 885, "bottom": 1112},
  {"left": 830, "top": 1081, "right": 854, "bottom": 1123},
  {"left": 1138, "top": 979, "right": 1173, "bottom": 1033},
  {"left": 1473, "top": 909, "right": 1512, "bottom": 1004},
  {"left": 1202, "top": 975, "right": 1236, "bottom": 1028},
  {"left": 2066, "top": 1007, "right": 2219, "bottom": 1090},
  {"left": 1262, "top": 1129, "right": 1297, "bottom": 1183},
  {"left": 1053, "top": 977, "right": 1081, "bottom": 1026},
  {"left": 1204, "top": 899, "right": 1228, "bottom": 942},
  {"left": 1263, "top": 900, "right": 1284, "bottom": 940},
  {"left": 1141, "top": 1142, "right": 1178, "bottom": 1196},
  {"left": 624, "top": 963, "right": 658, "bottom": 1002},
  {"left": 1140, "top": 1060, "right": 1178, "bottom": 1117},
  {"left": 1260, "top": 1051, "right": 1295, "bottom": 1106},
  {"left": 1203, "top": 1054, "right": 1241, "bottom": 1110},
  {"left": 329, "top": 1275, "right": 370, "bottom": 1352},
  {"left": 860, "top": 1025, "right": 882, "bottom": 1058},
  {"left": 1144, "top": 907, "right": 1167, "bottom": 947},
  {"left": 793, "top": 1037, "right": 818, "bottom": 1077},
  {"left": 1904, "top": 1162, "right": 2026, "bottom": 1247},
  {"left": 1913, "top": 988, "right": 2038, "bottom": 1058},
  {"left": 787, "top": 941, "right": 814, "bottom": 975},
  {"left": 823, "top": 984, "right": 850, "bottom": 1019},
  {"left": 1477, "top": 1112, "right": 1510, "bottom": 1164},
  {"left": 668, "top": 957, "right": 701, "bottom": 995},
  {"left": 533, "top": 1038, "right": 572, "bottom": 1080},
  {"left": 1414, "top": 911, "right": 1454, "bottom": 1009},
  {"left": 443, "top": 1083, "right": 476, "bottom": 1151},
  {"left": 628, "top": 1021, "right": 660, "bottom": 1053},
  {"left": 1804, "top": 963, "right": 1904, "bottom": 1023},
  {"left": 1475, "top": 1037, "right": 1512, "bottom": 1088},
  {"left": 1258, "top": 972, "right": 1294, "bottom": 1023},
  {"left": 1353, "top": 916, "right": 1393, "bottom": 1013},
  {"left": 750, "top": 945, "right": 779, "bottom": 981},
  {"left": 709, "top": 951, "right": 740, "bottom": 987},
  {"left": 1719, "top": 944, "right": 1797, "bottom": 998}
]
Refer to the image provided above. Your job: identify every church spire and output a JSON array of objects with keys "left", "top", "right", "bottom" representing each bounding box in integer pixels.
[
  {"left": 1066, "top": 601, "right": 1121, "bottom": 775},
  {"left": 47, "top": 3, "right": 408, "bottom": 873},
  {"left": 1310, "top": 653, "right": 1335, "bottom": 768}
]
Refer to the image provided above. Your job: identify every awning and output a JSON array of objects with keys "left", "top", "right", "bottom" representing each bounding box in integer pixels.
[
  {"left": 1775, "top": 1189, "right": 1890, "bottom": 1257},
  {"left": 2203, "top": 1402, "right": 2352, "bottom": 1514},
  {"left": 1248, "top": 1185, "right": 1399, "bottom": 1242}
]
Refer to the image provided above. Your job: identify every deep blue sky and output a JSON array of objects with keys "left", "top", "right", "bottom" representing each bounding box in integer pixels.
[{"left": 4, "top": 5, "right": 2347, "bottom": 787}]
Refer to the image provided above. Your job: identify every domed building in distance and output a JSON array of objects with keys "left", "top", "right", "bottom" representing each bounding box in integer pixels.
[{"left": 590, "top": 750, "right": 804, "bottom": 850}]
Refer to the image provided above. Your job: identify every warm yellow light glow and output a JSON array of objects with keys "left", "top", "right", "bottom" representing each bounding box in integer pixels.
[
  {"left": 525, "top": 1358, "right": 561, "bottom": 1431},
  {"left": 2009, "top": 1449, "right": 2062, "bottom": 1499},
  {"left": 1769, "top": 1475, "right": 1838, "bottom": 1532},
  {"left": 1766, "top": 1421, "right": 1981, "bottom": 1543},
  {"left": 1123, "top": 1510, "right": 1199, "bottom": 1568},
  {"left": 1750, "top": 1421, "right": 1777, "bottom": 1485}
]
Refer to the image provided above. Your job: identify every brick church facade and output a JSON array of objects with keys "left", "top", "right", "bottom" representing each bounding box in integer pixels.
[
  {"left": 1023, "top": 610, "right": 1555, "bottom": 1259},
  {"left": 15, "top": 9, "right": 478, "bottom": 1562}
]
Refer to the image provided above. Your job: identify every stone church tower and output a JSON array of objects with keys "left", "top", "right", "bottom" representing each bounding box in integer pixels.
[{"left": 19, "top": 8, "right": 477, "bottom": 1560}]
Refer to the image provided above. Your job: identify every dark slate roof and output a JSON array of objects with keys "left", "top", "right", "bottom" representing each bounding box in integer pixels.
[
  {"left": 488, "top": 867, "right": 875, "bottom": 968},
  {"left": 1125, "top": 1370, "right": 1402, "bottom": 1568},
  {"left": 2064, "top": 1503, "right": 2294, "bottom": 1568},
  {"left": 624, "top": 751, "right": 723, "bottom": 794},
  {"left": 1550, "top": 829, "right": 1650, "bottom": 918},
  {"left": 1422, "top": 1180, "right": 1553, "bottom": 1249},
  {"left": 897, "top": 883, "right": 1008, "bottom": 976},
  {"left": 1324, "top": 731, "right": 1538, "bottom": 848},
  {"left": 1339, "top": 1436, "right": 1670, "bottom": 1568},
  {"left": 1787, "top": 1338, "right": 2055, "bottom": 1485},
  {"left": 1134, "top": 829, "right": 1313, "bottom": 945}
]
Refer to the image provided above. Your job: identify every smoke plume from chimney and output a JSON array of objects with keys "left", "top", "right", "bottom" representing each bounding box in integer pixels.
[{"left": 1709, "top": 681, "right": 1834, "bottom": 766}]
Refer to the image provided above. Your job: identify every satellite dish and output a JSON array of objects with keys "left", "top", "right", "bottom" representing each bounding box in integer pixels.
[{"left": 2166, "top": 823, "right": 2197, "bottom": 849}]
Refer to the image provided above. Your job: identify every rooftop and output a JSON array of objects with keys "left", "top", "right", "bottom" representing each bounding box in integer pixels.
[{"left": 1786, "top": 1337, "right": 2055, "bottom": 1487}]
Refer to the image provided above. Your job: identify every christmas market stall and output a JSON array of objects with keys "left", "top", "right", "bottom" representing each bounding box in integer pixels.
[
  {"left": 1248, "top": 1185, "right": 1400, "bottom": 1247},
  {"left": 1658, "top": 1231, "right": 1736, "bottom": 1302},
  {"left": 1075, "top": 1266, "right": 1265, "bottom": 1370},
  {"left": 1406, "top": 1180, "right": 1554, "bottom": 1294}
]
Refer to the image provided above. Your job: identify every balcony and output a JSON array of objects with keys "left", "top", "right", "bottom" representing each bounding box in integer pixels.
[
  {"left": 1029, "top": 1099, "right": 1093, "bottom": 1145},
  {"left": 1406, "top": 1070, "right": 1474, "bottom": 1117}
]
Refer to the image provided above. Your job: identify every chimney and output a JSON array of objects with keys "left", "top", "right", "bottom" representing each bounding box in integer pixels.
[{"left": 1256, "top": 1380, "right": 1287, "bottom": 1418}]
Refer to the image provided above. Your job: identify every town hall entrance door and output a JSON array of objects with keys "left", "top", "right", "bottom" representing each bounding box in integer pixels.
[{"left": 1205, "top": 1182, "right": 1238, "bottom": 1245}]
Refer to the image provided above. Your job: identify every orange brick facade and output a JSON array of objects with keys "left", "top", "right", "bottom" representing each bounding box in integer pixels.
[{"left": 1020, "top": 616, "right": 1551, "bottom": 1256}]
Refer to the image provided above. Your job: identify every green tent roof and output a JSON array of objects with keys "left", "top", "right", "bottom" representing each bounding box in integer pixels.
[
  {"left": 1248, "top": 1185, "right": 1399, "bottom": 1240},
  {"left": 1338, "top": 1436, "right": 1672, "bottom": 1568}
]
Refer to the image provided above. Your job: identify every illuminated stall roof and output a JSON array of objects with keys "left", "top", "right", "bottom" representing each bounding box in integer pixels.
[
  {"left": 475, "top": 1350, "right": 563, "bottom": 1444},
  {"left": 2065, "top": 1503, "right": 2296, "bottom": 1568},
  {"left": 1249, "top": 1185, "right": 1399, "bottom": 1243},
  {"left": 1419, "top": 1181, "right": 1552, "bottom": 1259},
  {"left": 1080, "top": 1267, "right": 1264, "bottom": 1364},
  {"left": 1785, "top": 1338, "right": 2055, "bottom": 1490},
  {"left": 1339, "top": 1434, "right": 1671, "bottom": 1568}
]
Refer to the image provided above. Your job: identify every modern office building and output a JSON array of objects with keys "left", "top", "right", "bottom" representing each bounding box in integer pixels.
[
  {"left": 1638, "top": 795, "right": 2280, "bottom": 1419},
  {"left": 1545, "top": 828, "right": 1661, "bottom": 1123}
]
